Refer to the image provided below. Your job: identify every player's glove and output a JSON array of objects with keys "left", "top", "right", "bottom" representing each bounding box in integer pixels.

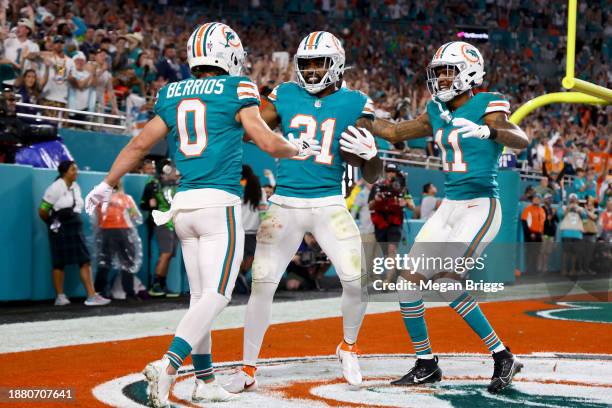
[
  {"left": 339, "top": 126, "right": 378, "bottom": 161},
  {"left": 85, "top": 181, "right": 113, "bottom": 216},
  {"left": 452, "top": 118, "right": 492, "bottom": 140},
  {"left": 288, "top": 133, "right": 321, "bottom": 158}
]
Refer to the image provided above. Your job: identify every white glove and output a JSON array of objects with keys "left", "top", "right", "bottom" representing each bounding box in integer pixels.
[
  {"left": 85, "top": 181, "right": 113, "bottom": 216},
  {"left": 288, "top": 133, "right": 321, "bottom": 158},
  {"left": 339, "top": 125, "right": 378, "bottom": 161},
  {"left": 452, "top": 118, "right": 491, "bottom": 139}
]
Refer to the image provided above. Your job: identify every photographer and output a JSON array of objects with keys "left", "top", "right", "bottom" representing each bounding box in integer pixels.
[
  {"left": 140, "top": 159, "right": 179, "bottom": 297},
  {"left": 368, "top": 163, "right": 414, "bottom": 280},
  {"left": 285, "top": 234, "right": 330, "bottom": 291}
]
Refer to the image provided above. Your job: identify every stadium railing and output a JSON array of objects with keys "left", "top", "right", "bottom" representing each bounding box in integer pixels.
[{"left": 15, "top": 102, "right": 128, "bottom": 132}]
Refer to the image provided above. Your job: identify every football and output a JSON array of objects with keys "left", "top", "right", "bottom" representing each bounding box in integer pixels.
[{"left": 340, "top": 149, "right": 364, "bottom": 167}]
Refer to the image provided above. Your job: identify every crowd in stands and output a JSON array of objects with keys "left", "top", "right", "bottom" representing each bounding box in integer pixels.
[{"left": 2, "top": 1, "right": 610, "bottom": 292}]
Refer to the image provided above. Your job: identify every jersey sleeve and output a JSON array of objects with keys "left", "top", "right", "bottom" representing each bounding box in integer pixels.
[
  {"left": 267, "top": 85, "right": 279, "bottom": 104},
  {"left": 360, "top": 96, "right": 375, "bottom": 120},
  {"left": 483, "top": 93, "right": 511, "bottom": 115},
  {"left": 236, "top": 78, "right": 261, "bottom": 109},
  {"left": 153, "top": 86, "right": 171, "bottom": 127}
]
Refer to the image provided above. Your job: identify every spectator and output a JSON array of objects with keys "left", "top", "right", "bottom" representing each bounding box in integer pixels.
[
  {"left": 599, "top": 198, "right": 612, "bottom": 242},
  {"left": 38, "top": 160, "right": 110, "bottom": 306},
  {"left": 572, "top": 168, "right": 588, "bottom": 200},
  {"left": 39, "top": 36, "right": 72, "bottom": 118},
  {"left": 539, "top": 193, "right": 558, "bottom": 274},
  {"left": 92, "top": 48, "right": 119, "bottom": 115},
  {"left": 177, "top": 48, "right": 190, "bottom": 80},
  {"left": 584, "top": 169, "right": 598, "bottom": 201},
  {"left": 156, "top": 45, "right": 180, "bottom": 83},
  {"left": 93, "top": 181, "right": 143, "bottom": 300},
  {"left": 237, "top": 165, "right": 268, "bottom": 295},
  {"left": 533, "top": 176, "right": 554, "bottom": 199},
  {"left": 132, "top": 50, "right": 156, "bottom": 95},
  {"left": 3, "top": 18, "right": 39, "bottom": 75},
  {"left": 521, "top": 194, "right": 545, "bottom": 274},
  {"left": 79, "top": 27, "right": 96, "bottom": 59},
  {"left": 520, "top": 185, "right": 535, "bottom": 202},
  {"left": 140, "top": 159, "right": 179, "bottom": 297},
  {"left": 67, "top": 51, "right": 95, "bottom": 114},
  {"left": 419, "top": 182, "right": 440, "bottom": 220},
  {"left": 581, "top": 196, "right": 599, "bottom": 274},
  {"left": 140, "top": 158, "right": 156, "bottom": 176},
  {"left": 14, "top": 68, "right": 42, "bottom": 122},
  {"left": 558, "top": 193, "right": 587, "bottom": 277}
]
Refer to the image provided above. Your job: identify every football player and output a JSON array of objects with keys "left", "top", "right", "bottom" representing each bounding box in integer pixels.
[
  {"left": 84, "top": 22, "right": 320, "bottom": 407},
  {"left": 365, "top": 41, "right": 529, "bottom": 393},
  {"left": 224, "top": 31, "right": 382, "bottom": 392}
]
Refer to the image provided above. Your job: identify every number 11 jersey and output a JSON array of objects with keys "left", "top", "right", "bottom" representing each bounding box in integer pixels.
[
  {"left": 154, "top": 75, "right": 260, "bottom": 196},
  {"left": 428, "top": 92, "right": 510, "bottom": 200}
]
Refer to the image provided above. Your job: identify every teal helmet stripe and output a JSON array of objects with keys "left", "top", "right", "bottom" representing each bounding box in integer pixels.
[
  {"left": 314, "top": 32, "right": 324, "bottom": 48},
  {"left": 439, "top": 42, "right": 452, "bottom": 59},
  {"left": 303, "top": 33, "right": 311, "bottom": 50},
  {"left": 201, "top": 23, "right": 218, "bottom": 57},
  {"left": 191, "top": 24, "right": 203, "bottom": 58}
]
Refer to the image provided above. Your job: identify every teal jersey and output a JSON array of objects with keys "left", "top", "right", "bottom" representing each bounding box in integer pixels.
[
  {"left": 427, "top": 92, "right": 510, "bottom": 200},
  {"left": 154, "top": 75, "right": 260, "bottom": 196},
  {"left": 269, "top": 82, "right": 375, "bottom": 198}
]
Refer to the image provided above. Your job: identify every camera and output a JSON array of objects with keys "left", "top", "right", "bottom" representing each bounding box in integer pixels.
[{"left": 379, "top": 172, "right": 407, "bottom": 199}]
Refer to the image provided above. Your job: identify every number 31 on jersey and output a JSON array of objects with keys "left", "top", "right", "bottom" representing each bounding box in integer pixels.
[{"left": 289, "top": 114, "right": 335, "bottom": 165}]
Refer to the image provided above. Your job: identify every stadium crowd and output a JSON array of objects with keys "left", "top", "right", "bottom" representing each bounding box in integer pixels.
[{"left": 1, "top": 0, "right": 610, "bottom": 294}]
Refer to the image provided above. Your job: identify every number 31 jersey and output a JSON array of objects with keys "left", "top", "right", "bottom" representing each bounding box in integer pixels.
[
  {"left": 427, "top": 92, "right": 510, "bottom": 200},
  {"left": 270, "top": 82, "right": 374, "bottom": 199},
  {"left": 154, "top": 75, "right": 260, "bottom": 196}
]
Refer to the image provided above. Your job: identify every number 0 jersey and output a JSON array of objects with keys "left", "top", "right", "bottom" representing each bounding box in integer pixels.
[
  {"left": 427, "top": 92, "right": 510, "bottom": 200},
  {"left": 154, "top": 75, "right": 260, "bottom": 196},
  {"left": 269, "top": 82, "right": 374, "bottom": 199}
]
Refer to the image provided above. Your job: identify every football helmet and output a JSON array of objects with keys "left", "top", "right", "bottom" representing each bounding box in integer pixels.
[
  {"left": 426, "top": 41, "right": 485, "bottom": 102},
  {"left": 187, "top": 22, "right": 246, "bottom": 76},
  {"left": 294, "top": 31, "right": 345, "bottom": 94}
]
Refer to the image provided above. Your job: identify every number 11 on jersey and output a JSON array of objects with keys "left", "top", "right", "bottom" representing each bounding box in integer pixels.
[{"left": 435, "top": 128, "right": 467, "bottom": 173}]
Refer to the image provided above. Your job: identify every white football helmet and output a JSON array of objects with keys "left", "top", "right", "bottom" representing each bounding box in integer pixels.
[
  {"left": 426, "top": 41, "right": 485, "bottom": 102},
  {"left": 187, "top": 22, "right": 246, "bottom": 76},
  {"left": 294, "top": 31, "right": 346, "bottom": 94}
]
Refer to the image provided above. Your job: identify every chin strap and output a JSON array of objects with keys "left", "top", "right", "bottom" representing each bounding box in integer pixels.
[{"left": 432, "top": 98, "right": 452, "bottom": 123}]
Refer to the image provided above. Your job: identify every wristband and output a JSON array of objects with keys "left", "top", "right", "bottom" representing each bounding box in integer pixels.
[{"left": 489, "top": 127, "right": 498, "bottom": 140}]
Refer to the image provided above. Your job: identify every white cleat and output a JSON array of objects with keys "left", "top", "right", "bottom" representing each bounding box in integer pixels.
[
  {"left": 336, "top": 342, "right": 362, "bottom": 387},
  {"left": 223, "top": 368, "right": 258, "bottom": 393},
  {"left": 192, "top": 378, "right": 239, "bottom": 402},
  {"left": 143, "top": 357, "right": 176, "bottom": 407}
]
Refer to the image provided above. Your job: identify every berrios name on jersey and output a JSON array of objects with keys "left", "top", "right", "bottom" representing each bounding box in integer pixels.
[
  {"left": 154, "top": 75, "right": 260, "bottom": 196},
  {"left": 427, "top": 92, "right": 510, "bottom": 200},
  {"left": 270, "top": 82, "right": 374, "bottom": 199}
]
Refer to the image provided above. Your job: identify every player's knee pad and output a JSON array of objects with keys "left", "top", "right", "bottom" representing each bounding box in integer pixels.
[
  {"left": 328, "top": 208, "right": 360, "bottom": 241},
  {"left": 336, "top": 247, "right": 363, "bottom": 281},
  {"left": 251, "top": 256, "right": 279, "bottom": 283}
]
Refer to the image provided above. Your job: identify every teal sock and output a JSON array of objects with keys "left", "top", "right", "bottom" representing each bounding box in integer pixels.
[
  {"left": 192, "top": 354, "right": 214, "bottom": 382},
  {"left": 166, "top": 336, "right": 192, "bottom": 369},
  {"left": 450, "top": 293, "right": 504, "bottom": 353},
  {"left": 399, "top": 300, "right": 433, "bottom": 358}
]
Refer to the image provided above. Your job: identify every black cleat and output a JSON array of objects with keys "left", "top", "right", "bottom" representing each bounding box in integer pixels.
[
  {"left": 488, "top": 348, "right": 523, "bottom": 394},
  {"left": 391, "top": 356, "right": 442, "bottom": 386}
]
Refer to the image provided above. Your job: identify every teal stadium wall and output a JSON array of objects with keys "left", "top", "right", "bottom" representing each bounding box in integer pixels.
[
  {"left": 0, "top": 163, "right": 188, "bottom": 301},
  {"left": 0, "top": 131, "right": 520, "bottom": 301}
]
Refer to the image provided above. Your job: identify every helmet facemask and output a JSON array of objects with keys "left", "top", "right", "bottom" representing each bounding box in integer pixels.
[
  {"left": 426, "top": 63, "right": 467, "bottom": 102},
  {"left": 295, "top": 54, "right": 342, "bottom": 94}
]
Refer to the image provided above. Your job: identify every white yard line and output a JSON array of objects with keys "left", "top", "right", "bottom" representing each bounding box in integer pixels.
[{"left": 0, "top": 279, "right": 607, "bottom": 354}]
